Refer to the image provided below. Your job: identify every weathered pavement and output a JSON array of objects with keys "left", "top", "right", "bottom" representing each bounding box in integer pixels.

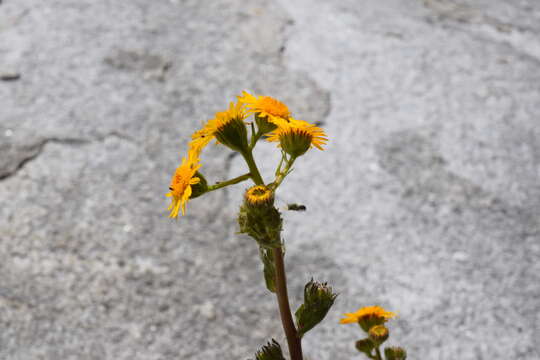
[{"left": 1, "top": 0, "right": 539, "bottom": 359}]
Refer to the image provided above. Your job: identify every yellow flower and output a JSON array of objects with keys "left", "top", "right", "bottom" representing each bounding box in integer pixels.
[
  {"left": 340, "top": 306, "right": 396, "bottom": 332},
  {"left": 237, "top": 91, "right": 291, "bottom": 124},
  {"left": 266, "top": 117, "right": 327, "bottom": 156},
  {"left": 189, "top": 127, "right": 214, "bottom": 157},
  {"left": 189, "top": 101, "right": 248, "bottom": 154},
  {"left": 166, "top": 153, "right": 201, "bottom": 218}
]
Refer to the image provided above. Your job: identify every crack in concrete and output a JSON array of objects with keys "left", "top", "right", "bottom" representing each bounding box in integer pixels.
[
  {"left": 422, "top": 0, "right": 540, "bottom": 65},
  {"left": 0, "top": 132, "right": 137, "bottom": 181}
]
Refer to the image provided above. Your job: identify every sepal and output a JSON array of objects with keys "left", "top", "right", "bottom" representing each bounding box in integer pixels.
[
  {"left": 214, "top": 116, "right": 249, "bottom": 152},
  {"left": 189, "top": 171, "right": 208, "bottom": 199},
  {"left": 255, "top": 113, "right": 278, "bottom": 134}
]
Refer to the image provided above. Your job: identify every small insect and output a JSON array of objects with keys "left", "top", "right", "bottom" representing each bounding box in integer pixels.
[
  {"left": 169, "top": 187, "right": 173, "bottom": 191},
  {"left": 286, "top": 203, "right": 306, "bottom": 211}
]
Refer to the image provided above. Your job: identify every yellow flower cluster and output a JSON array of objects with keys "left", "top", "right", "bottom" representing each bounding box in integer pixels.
[
  {"left": 165, "top": 91, "right": 327, "bottom": 218},
  {"left": 341, "top": 306, "right": 406, "bottom": 359}
]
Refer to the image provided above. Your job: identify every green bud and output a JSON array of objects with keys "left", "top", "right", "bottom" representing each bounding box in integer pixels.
[
  {"left": 259, "top": 247, "right": 276, "bottom": 293},
  {"left": 368, "top": 325, "right": 389, "bottom": 345},
  {"left": 255, "top": 339, "right": 286, "bottom": 360},
  {"left": 355, "top": 338, "right": 374, "bottom": 355},
  {"left": 214, "top": 117, "right": 249, "bottom": 152},
  {"left": 295, "top": 279, "right": 338, "bottom": 337},
  {"left": 384, "top": 346, "right": 407, "bottom": 360},
  {"left": 255, "top": 113, "right": 278, "bottom": 134},
  {"left": 189, "top": 171, "right": 208, "bottom": 199}
]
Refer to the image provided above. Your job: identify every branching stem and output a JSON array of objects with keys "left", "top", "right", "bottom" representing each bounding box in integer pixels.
[
  {"left": 272, "top": 155, "right": 297, "bottom": 190},
  {"left": 241, "top": 149, "right": 264, "bottom": 185}
]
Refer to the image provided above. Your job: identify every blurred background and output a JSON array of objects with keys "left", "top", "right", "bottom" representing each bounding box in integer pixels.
[{"left": 1, "top": 0, "right": 539, "bottom": 359}]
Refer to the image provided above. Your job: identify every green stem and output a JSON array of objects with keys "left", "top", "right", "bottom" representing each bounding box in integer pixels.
[
  {"left": 272, "top": 155, "right": 297, "bottom": 190},
  {"left": 249, "top": 129, "right": 264, "bottom": 150},
  {"left": 207, "top": 173, "right": 251, "bottom": 192},
  {"left": 273, "top": 246, "right": 303, "bottom": 360},
  {"left": 241, "top": 149, "right": 264, "bottom": 185},
  {"left": 375, "top": 347, "right": 383, "bottom": 360},
  {"left": 275, "top": 152, "right": 285, "bottom": 177}
]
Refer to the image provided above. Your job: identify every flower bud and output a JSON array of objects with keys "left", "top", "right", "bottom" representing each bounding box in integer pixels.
[
  {"left": 255, "top": 339, "right": 285, "bottom": 360},
  {"left": 238, "top": 187, "right": 282, "bottom": 248},
  {"left": 295, "top": 279, "right": 338, "bottom": 337},
  {"left": 384, "top": 346, "right": 407, "bottom": 360},
  {"left": 355, "top": 338, "right": 374, "bottom": 355},
  {"left": 368, "top": 325, "right": 389, "bottom": 345}
]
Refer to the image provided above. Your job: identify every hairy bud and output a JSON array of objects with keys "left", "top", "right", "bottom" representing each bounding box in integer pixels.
[
  {"left": 255, "top": 339, "right": 286, "bottom": 360},
  {"left": 368, "top": 325, "right": 389, "bottom": 345},
  {"left": 355, "top": 338, "right": 374, "bottom": 355},
  {"left": 238, "top": 186, "right": 282, "bottom": 248},
  {"left": 384, "top": 346, "right": 407, "bottom": 360},
  {"left": 295, "top": 279, "right": 338, "bottom": 337}
]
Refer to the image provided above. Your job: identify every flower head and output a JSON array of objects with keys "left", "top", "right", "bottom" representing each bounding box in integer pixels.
[
  {"left": 166, "top": 154, "right": 201, "bottom": 218},
  {"left": 238, "top": 91, "right": 291, "bottom": 124},
  {"left": 245, "top": 185, "right": 274, "bottom": 208},
  {"left": 189, "top": 101, "right": 248, "bottom": 154},
  {"left": 340, "top": 306, "right": 396, "bottom": 332},
  {"left": 266, "top": 118, "right": 327, "bottom": 157}
]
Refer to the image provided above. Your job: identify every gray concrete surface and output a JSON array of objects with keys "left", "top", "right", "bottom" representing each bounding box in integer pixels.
[{"left": 1, "top": 0, "right": 539, "bottom": 359}]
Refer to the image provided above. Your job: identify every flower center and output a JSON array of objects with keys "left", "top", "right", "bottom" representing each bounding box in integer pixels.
[
  {"left": 171, "top": 173, "right": 189, "bottom": 195},
  {"left": 251, "top": 188, "right": 268, "bottom": 197}
]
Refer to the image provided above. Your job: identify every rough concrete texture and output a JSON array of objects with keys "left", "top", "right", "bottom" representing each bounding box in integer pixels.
[{"left": 1, "top": 0, "right": 539, "bottom": 359}]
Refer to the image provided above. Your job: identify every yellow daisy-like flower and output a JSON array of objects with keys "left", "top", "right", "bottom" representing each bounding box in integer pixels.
[
  {"left": 189, "top": 127, "right": 213, "bottom": 158},
  {"left": 266, "top": 117, "right": 328, "bottom": 157},
  {"left": 340, "top": 306, "right": 396, "bottom": 332},
  {"left": 166, "top": 154, "right": 201, "bottom": 218},
  {"left": 189, "top": 101, "right": 248, "bottom": 154},
  {"left": 238, "top": 91, "right": 291, "bottom": 124}
]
